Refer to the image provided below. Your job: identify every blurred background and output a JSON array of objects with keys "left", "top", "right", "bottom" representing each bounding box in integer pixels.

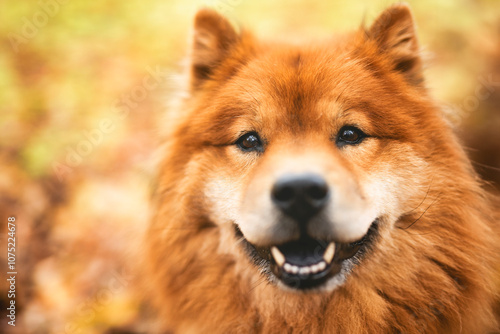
[{"left": 0, "top": 0, "right": 499, "bottom": 333}]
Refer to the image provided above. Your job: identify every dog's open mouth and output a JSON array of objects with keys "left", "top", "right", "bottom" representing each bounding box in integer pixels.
[{"left": 235, "top": 221, "right": 378, "bottom": 290}]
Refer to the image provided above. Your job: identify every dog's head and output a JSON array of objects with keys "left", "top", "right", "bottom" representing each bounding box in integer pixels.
[{"left": 171, "top": 4, "right": 450, "bottom": 291}]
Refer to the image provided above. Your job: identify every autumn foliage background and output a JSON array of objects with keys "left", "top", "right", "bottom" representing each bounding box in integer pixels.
[{"left": 1, "top": 0, "right": 499, "bottom": 333}]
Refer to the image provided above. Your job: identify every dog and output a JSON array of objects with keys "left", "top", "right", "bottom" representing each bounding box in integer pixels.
[{"left": 146, "top": 4, "right": 500, "bottom": 333}]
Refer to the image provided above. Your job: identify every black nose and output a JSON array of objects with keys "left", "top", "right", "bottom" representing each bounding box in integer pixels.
[{"left": 271, "top": 173, "right": 329, "bottom": 222}]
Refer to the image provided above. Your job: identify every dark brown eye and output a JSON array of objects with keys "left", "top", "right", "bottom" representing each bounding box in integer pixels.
[
  {"left": 336, "top": 126, "right": 366, "bottom": 147},
  {"left": 236, "top": 132, "right": 263, "bottom": 152}
]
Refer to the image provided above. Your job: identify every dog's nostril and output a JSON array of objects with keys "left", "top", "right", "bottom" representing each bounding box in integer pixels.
[
  {"left": 307, "top": 183, "right": 328, "bottom": 201},
  {"left": 274, "top": 185, "right": 295, "bottom": 202}
]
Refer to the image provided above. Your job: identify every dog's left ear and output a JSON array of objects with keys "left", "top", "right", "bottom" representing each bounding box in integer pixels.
[
  {"left": 190, "top": 9, "right": 239, "bottom": 90},
  {"left": 368, "top": 3, "right": 423, "bottom": 86}
]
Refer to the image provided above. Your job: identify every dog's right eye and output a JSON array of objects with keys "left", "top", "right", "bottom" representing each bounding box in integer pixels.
[
  {"left": 236, "top": 132, "right": 263, "bottom": 152},
  {"left": 336, "top": 126, "right": 367, "bottom": 148}
]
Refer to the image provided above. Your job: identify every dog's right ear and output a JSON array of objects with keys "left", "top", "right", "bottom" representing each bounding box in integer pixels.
[{"left": 190, "top": 9, "right": 238, "bottom": 90}]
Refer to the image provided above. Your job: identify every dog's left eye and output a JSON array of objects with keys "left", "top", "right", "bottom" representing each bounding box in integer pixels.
[
  {"left": 236, "top": 132, "right": 263, "bottom": 152},
  {"left": 336, "top": 126, "right": 366, "bottom": 147}
]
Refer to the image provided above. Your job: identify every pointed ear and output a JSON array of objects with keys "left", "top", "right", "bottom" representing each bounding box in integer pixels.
[
  {"left": 368, "top": 4, "right": 423, "bottom": 86},
  {"left": 190, "top": 9, "right": 238, "bottom": 90}
]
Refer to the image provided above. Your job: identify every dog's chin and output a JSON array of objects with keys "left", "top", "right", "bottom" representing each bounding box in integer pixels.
[{"left": 235, "top": 220, "right": 379, "bottom": 291}]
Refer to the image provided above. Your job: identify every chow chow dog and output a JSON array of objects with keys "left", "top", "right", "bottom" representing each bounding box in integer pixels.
[{"left": 147, "top": 4, "right": 500, "bottom": 333}]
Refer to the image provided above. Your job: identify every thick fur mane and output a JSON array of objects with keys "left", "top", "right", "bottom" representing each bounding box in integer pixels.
[{"left": 146, "top": 5, "right": 500, "bottom": 333}]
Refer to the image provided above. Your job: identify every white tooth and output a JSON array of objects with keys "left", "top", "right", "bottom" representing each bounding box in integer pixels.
[
  {"left": 291, "top": 265, "right": 299, "bottom": 274},
  {"left": 310, "top": 264, "right": 319, "bottom": 273},
  {"left": 283, "top": 263, "right": 292, "bottom": 272},
  {"left": 299, "top": 267, "right": 311, "bottom": 275},
  {"left": 271, "top": 246, "right": 286, "bottom": 266},
  {"left": 323, "top": 242, "right": 335, "bottom": 264},
  {"left": 318, "top": 261, "right": 326, "bottom": 271}
]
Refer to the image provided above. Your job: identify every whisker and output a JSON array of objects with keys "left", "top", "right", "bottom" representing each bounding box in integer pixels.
[
  {"left": 404, "top": 177, "right": 434, "bottom": 215},
  {"left": 470, "top": 160, "right": 500, "bottom": 173},
  {"left": 250, "top": 276, "right": 267, "bottom": 291},
  {"left": 400, "top": 191, "right": 442, "bottom": 230}
]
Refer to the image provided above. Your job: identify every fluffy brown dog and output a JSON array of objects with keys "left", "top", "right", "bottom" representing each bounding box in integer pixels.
[{"left": 147, "top": 4, "right": 500, "bottom": 333}]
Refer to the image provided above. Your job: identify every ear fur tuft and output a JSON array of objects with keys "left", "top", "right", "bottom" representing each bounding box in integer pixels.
[
  {"left": 368, "top": 3, "right": 423, "bottom": 86},
  {"left": 190, "top": 9, "right": 238, "bottom": 89}
]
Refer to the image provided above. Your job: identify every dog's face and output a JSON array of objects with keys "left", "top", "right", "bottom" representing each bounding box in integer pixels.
[{"left": 179, "top": 5, "right": 438, "bottom": 291}]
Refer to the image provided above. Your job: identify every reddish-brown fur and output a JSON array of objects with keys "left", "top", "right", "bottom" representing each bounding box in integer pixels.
[{"left": 147, "top": 4, "right": 500, "bottom": 333}]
